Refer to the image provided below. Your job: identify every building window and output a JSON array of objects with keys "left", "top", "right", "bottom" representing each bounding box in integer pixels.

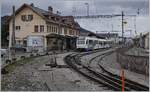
[
  {"left": 47, "top": 25, "right": 49, "bottom": 32},
  {"left": 34, "top": 25, "right": 38, "bottom": 32},
  {"left": 53, "top": 27, "right": 55, "bottom": 33},
  {"left": 50, "top": 26, "right": 52, "bottom": 32},
  {"left": 64, "top": 28, "right": 67, "bottom": 34},
  {"left": 76, "top": 30, "right": 77, "bottom": 35},
  {"left": 47, "top": 25, "right": 51, "bottom": 32},
  {"left": 21, "top": 14, "right": 33, "bottom": 21},
  {"left": 52, "top": 26, "right": 53, "bottom": 32},
  {"left": 76, "top": 30, "right": 79, "bottom": 35},
  {"left": 59, "top": 28, "right": 62, "bottom": 34},
  {"left": 72, "top": 30, "right": 74, "bottom": 35},
  {"left": 49, "top": 26, "right": 51, "bottom": 32},
  {"left": 56, "top": 27, "right": 58, "bottom": 33},
  {"left": 21, "top": 15, "right": 26, "bottom": 21},
  {"left": 61, "top": 28, "right": 63, "bottom": 34},
  {"left": 40, "top": 25, "right": 44, "bottom": 32},
  {"left": 16, "top": 26, "right": 21, "bottom": 30},
  {"left": 54, "top": 27, "right": 56, "bottom": 33},
  {"left": 69, "top": 30, "right": 72, "bottom": 35},
  {"left": 51, "top": 17, "right": 55, "bottom": 21},
  {"left": 56, "top": 18, "right": 59, "bottom": 21},
  {"left": 62, "top": 19, "right": 65, "bottom": 23},
  {"left": 28, "top": 15, "right": 33, "bottom": 21}
]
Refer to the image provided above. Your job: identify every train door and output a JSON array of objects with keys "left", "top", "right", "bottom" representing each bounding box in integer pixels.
[
  {"left": 94, "top": 40, "right": 98, "bottom": 49},
  {"left": 102, "top": 41, "right": 104, "bottom": 48},
  {"left": 86, "top": 39, "right": 89, "bottom": 49},
  {"left": 99, "top": 41, "right": 102, "bottom": 48},
  {"left": 89, "top": 40, "right": 93, "bottom": 50}
]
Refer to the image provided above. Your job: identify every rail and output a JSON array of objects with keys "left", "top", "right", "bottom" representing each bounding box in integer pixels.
[{"left": 64, "top": 49, "right": 149, "bottom": 91}]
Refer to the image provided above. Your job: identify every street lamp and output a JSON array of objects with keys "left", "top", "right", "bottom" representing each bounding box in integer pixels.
[{"left": 85, "top": 3, "right": 89, "bottom": 16}]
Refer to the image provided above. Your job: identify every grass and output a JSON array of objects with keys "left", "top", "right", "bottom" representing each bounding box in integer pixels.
[{"left": 3, "top": 57, "right": 34, "bottom": 74}]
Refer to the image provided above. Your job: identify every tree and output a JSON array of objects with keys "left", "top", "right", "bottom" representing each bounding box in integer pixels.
[{"left": 1, "top": 16, "right": 9, "bottom": 48}]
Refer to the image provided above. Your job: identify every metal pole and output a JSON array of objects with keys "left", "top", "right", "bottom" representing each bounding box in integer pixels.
[
  {"left": 87, "top": 4, "right": 89, "bottom": 16},
  {"left": 121, "top": 11, "right": 124, "bottom": 44},
  {"left": 134, "top": 9, "right": 140, "bottom": 36},
  {"left": 134, "top": 16, "right": 137, "bottom": 35},
  {"left": 9, "top": 6, "right": 16, "bottom": 60},
  {"left": 85, "top": 3, "right": 89, "bottom": 16},
  {"left": 12, "top": 6, "right": 16, "bottom": 47},
  {"left": 12, "top": 6, "right": 16, "bottom": 59}
]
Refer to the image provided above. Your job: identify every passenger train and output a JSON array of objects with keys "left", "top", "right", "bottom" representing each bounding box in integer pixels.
[{"left": 76, "top": 36, "right": 112, "bottom": 50}]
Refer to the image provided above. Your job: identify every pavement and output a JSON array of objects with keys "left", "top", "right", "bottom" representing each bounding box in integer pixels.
[{"left": 1, "top": 55, "right": 50, "bottom": 91}]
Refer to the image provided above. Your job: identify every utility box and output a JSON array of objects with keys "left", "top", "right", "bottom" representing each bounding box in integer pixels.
[{"left": 27, "top": 35, "right": 44, "bottom": 52}]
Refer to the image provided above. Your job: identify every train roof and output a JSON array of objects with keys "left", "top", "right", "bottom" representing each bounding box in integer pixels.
[{"left": 78, "top": 36, "right": 112, "bottom": 42}]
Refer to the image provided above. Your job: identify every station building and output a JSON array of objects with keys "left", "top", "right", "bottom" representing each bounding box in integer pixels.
[{"left": 8, "top": 3, "right": 80, "bottom": 52}]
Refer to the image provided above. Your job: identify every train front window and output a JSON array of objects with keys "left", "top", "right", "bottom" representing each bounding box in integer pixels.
[{"left": 77, "top": 41, "right": 85, "bottom": 44}]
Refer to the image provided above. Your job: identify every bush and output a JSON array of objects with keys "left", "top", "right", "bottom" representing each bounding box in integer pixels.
[
  {"left": 30, "top": 54, "right": 34, "bottom": 57},
  {"left": 1, "top": 68, "right": 8, "bottom": 74},
  {"left": 5, "top": 59, "right": 11, "bottom": 64},
  {"left": 12, "top": 58, "right": 17, "bottom": 61},
  {"left": 20, "top": 56, "right": 25, "bottom": 60}
]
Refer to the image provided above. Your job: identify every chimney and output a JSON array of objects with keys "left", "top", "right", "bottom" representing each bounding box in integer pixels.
[
  {"left": 56, "top": 11, "right": 61, "bottom": 15},
  {"left": 30, "top": 3, "right": 34, "bottom": 7},
  {"left": 48, "top": 6, "right": 53, "bottom": 13}
]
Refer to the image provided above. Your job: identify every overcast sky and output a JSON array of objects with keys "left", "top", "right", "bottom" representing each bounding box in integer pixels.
[{"left": 1, "top": 0, "right": 149, "bottom": 37}]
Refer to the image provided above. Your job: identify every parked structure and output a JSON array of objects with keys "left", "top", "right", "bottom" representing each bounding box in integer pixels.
[{"left": 8, "top": 3, "right": 80, "bottom": 52}]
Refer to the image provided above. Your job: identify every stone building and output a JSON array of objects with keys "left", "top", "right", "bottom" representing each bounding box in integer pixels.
[
  {"left": 144, "top": 32, "right": 149, "bottom": 50},
  {"left": 8, "top": 3, "right": 80, "bottom": 52},
  {"left": 133, "top": 32, "right": 149, "bottom": 50},
  {"left": 140, "top": 32, "right": 149, "bottom": 50}
]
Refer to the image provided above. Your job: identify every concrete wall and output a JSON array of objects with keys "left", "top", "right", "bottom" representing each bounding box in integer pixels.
[{"left": 116, "top": 51, "right": 149, "bottom": 75}]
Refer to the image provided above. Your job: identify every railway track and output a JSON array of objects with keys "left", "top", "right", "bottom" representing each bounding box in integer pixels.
[
  {"left": 97, "top": 53, "right": 149, "bottom": 91},
  {"left": 64, "top": 49, "right": 149, "bottom": 91}
]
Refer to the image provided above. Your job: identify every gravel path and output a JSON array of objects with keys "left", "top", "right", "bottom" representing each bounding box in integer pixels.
[{"left": 1, "top": 56, "right": 50, "bottom": 91}]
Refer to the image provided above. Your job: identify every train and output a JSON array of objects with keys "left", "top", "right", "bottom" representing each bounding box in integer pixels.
[{"left": 76, "top": 36, "right": 113, "bottom": 51}]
